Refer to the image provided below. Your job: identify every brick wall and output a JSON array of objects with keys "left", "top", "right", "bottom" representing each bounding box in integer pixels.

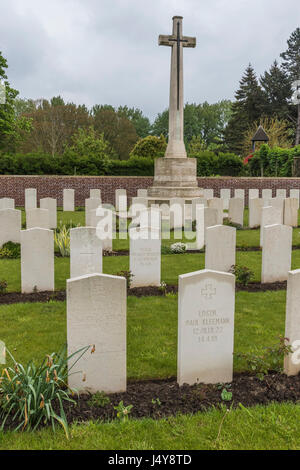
[{"left": 1, "top": 175, "right": 300, "bottom": 206}]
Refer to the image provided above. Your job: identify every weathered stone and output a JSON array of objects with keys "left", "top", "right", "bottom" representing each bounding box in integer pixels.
[
  {"left": 129, "top": 228, "right": 161, "bottom": 287},
  {"left": 249, "top": 189, "right": 259, "bottom": 199},
  {"left": 21, "top": 228, "right": 54, "bottom": 293},
  {"left": 26, "top": 208, "right": 50, "bottom": 230},
  {"left": 67, "top": 273, "right": 126, "bottom": 393},
  {"left": 260, "top": 206, "right": 283, "bottom": 247},
  {"left": 205, "top": 225, "right": 236, "bottom": 272},
  {"left": 91, "top": 207, "right": 115, "bottom": 251},
  {"left": 284, "top": 269, "right": 300, "bottom": 376},
  {"left": 0, "top": 198, "right": 15, "bottom": 210},
  {"left": 85, "top": 198, "right": 102, "bottom": 227},
  {"left": 261, "top": 224, "right": 292, "bottom": 283},
  {"left": 63, "top": 189, "right": 75, "bottom": 212},
  {"left": 137, "top": 189, "right": 148, "bottom": 197},
  {"left": 220, "top": 189, "right": 230, "bottom": 210},
  {"left": 249, "top": 198, "right": 263, "bottom": 228},
  {"left": 262, "top": 189, "right": 272, "bottom": 200},
  {"left": 207, "top": 198, "right": 223, "bottom": 225},
  {"left": 204, "top": 207, "right": 218, "bottom": 243},
  {"left": 290, "top": 189, "right": 299, "bottom": 208},
  {"left": 228, "top": 198, "right": 244, "bottom": 226},
  {"left": 284, "top": 198, "right": 298, "bottom": 227},
  {"left": 203, "top": 189, "right": 214, "bottom": 200},
  {"left": 40, "top": 198, "right": 57, "bottom": 229},
  {"left": 25, "top": 188, "right": 37, "bottom": 211},
  {"left": 90, "top": 189, "right": 101, "bottom": 199},
  {"left": 70, "top": 227, "right": 102, "bottom": 278},
  {"left": 115, "top": 189, "right": 127, "bottom": 212},
  {"left": 178, "top": 269, "right": 235, "bottom": 385},
  {"left": 0, "top": 209, "right": 21, "bottom": 246},
  {"left": 276, "top": 189, "right": 286, "bottom": 199},
  {"left": 234, "top": 189, "right": 245, "bottom": 200}
]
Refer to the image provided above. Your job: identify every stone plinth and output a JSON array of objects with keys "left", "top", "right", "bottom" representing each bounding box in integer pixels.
[{"left": 148, "top": 157, "right": 202, "bottom": 199}]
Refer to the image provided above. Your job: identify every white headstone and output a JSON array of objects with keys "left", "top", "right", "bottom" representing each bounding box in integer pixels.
[
  {"left": 276, "top": 189, "right": 286, "bottom": 199},
  {"left": 249, "top": 198, "right": 263, "bottom": 228},
  {"left": 170, "top": 198, "right": 184, "bottom": 230},
  {"left": 21, "top": 228, "right": 54, "bottom": 293},
  {"left": 178, "top": 269, "right": 235, "bottom": 385},
  {"left": 284, "top": 198, "right": 298, "bottom": 227},
  {"left": 85, "top": 198, "right": 102, "bottom": 227},
  {"left": 204, "top": 207, "right": 218, "bottom": 243},
  {"left": 205, "top": 225, "right": 236, "bottom": 272},
  {"left": 228, "top": 198, "right": 244, "bottom": 226},
  {"left": 284, "top": 269, "right": 300, "bottom": 376},
  {"left": 70, "top": 227, "right": 103, "bottom": 279},
  {"left": 262, "top": 189, "right": 272, "bottom": 200},
  {"left": 25, "top": 188, "right": 37, "bottom": 211},
  {"left": 207, "top": 198, "right": 223, "bottom": 225},
  {"left": 290, "top": 189, "right": 299, "bottom": 208},
  {"left": 269, "top": 198, "right": 284, "bottom": 222},
  {"left": 130, "top": 197, "right": 148, "bottom": 222},
  {"left": 63, "top": 189, "right": 75, "bottom": 212},
  {"left": 129, "top": 228, "right": 161, "bottom": 287},
  {"left": 0, "top": 198, "right": 15, "bottom": 210},
  {"left": 115, "top": 189, "right": 127, "bottom": 212},
  {"left": 234, "top": 189, "right": 245, "bottom": 200},
  {"left": 203, "top": 189, "right": 214, "bottom": 200},
  {"left": 260, "top": 205, "right": 283, "bottom": 247},
  {"left": 261, "top": 224, "right": 292, "bottom": 283},
  {"left": 40, "top": 198, "right": 57, "bottom": 229},
  {"left": 91, "top": 207, "right": 114, "bottom": 252},
  {"left": 90, "top": 189, "right": 101, "bottom": 199},
  {"left": 220, "top": 189, "right": 230, "bottom": 210},
  {"left": 0, "top": 209, "right": 21, "bottom": 246},
  {"left": 195, "top": 205, "right": 205, "bottom": 250},
  {"left": 192, "top": 198, "right": 207, "bottom": 220},
  {"left": 26, "top": 208, "right": 50, "bottom": 230},
  {"left": 249, "top": 188, "right": 259, "bottom": 200},
  {"left": 67, "top": 273, "right": 126, "bottom": 393}
]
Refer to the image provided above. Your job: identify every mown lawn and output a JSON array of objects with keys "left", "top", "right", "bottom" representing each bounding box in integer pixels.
[
  {"left": 0, "top": 402, "right": 300, "bottom": 450},
  {"left": 0, "top": 290, "right": 286, "bottom": 379}
]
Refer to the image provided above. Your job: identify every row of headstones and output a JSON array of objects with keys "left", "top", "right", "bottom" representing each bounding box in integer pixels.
[
  {"left": 67, "top": 266, "right": 300, "bottom": 394},
  {"left": 17, "top": 217, "right": 294, "bottom": 294}
]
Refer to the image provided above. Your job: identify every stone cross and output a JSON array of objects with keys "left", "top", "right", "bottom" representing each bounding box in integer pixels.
[{"left": 159, "top": 16, "right": 196, "bottom": 158}]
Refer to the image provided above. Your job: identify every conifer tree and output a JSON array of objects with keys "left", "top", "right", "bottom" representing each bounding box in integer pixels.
[{"left": 260, "top": 60, "right": 292, "bottom": 119}]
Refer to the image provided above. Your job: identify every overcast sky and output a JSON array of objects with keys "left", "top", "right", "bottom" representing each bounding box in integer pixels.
[{"left": 0, "top": 0, "right": 299, "bottom": 120}]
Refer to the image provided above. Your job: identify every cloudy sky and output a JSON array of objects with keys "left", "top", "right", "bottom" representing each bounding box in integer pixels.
[{"left": 0, "top": 0, "right": 299, "bottom": 120}]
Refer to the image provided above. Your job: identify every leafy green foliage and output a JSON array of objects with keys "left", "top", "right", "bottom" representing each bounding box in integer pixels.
[
  {"left": 130, "top": 134, "right": 167, "bottom": 159},
  {"left": 0, "top": 345, "right": 90, "bottom": 437},
  {"left": 191, "top": 150, "right": 244, "bottom": 176},
  {"left": 116, "top": 270, "right": 134, "bottom": 289},
  {"left": 0, "top": 279, "right": 7, "bottom": 294},
  {"left": 0, "top": 242, "right": 20, "bottom": 259},
  {"left": 234, "top": 336, "right": 293, "bottom": 380},
  {"left": 114, "top": 401, "right": 133, "bottom": 422},
  {"left": 54, "top": 226, "right": 70, "bottom": 257},
  {"left": 87, "top": 392, "right": 110, "bottom": 408},
  {"left": 248, "top": 144, "right": 300, "bottom": 177},
  {"left": 230, "top": 265, "right": 254, "bottom": 286}
]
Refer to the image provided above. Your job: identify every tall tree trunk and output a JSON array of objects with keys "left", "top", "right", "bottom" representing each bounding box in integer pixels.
[{"left": 296, "top": 103, "right": 300, "bottom": 146}]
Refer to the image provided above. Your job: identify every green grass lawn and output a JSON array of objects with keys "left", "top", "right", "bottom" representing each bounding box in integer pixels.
[
  {"left": 2, "top": 247, "right": 300, "bottom": 292},
  {"left": 1, "top": 402, "right": 300, "bottom": 450},
  {"left": 0, "top": 290, "right": 286, "bottom": 379}
]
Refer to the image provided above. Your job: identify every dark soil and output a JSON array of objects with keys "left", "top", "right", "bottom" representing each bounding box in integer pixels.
[
  {"left": 0, "top": 290, "right": 66, "bottom": 305},
  {"left": 0, "top": 281, "right": 287, "bottom": 305},
  {"left": 3, "top": 372, "right": 300, "bottom": 430}
]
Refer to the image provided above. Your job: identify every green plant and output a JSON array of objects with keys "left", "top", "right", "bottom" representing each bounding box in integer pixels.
[
  {"left": 0, "top": 242, "right": 21, "bottom": 259},
  {"left": 158, "top": 281, "right": 167, "bottom": 296},
  {"left": 0, "top": 280, "right": 7, "bottom": 294},
  {"left": 54, "top": 225, "right": 70, "bottom": 257},
  {"left": 229, "top": 265, "right": 254, "bottom": 286},
  {"left": 151, "top": 398, "right": 161, "bottom": 406},
  {"left": 117, "top": 270, "right": 134, "bottom": 290},
  {"left": 221, "top": 388, "right": 233, "bottom": 402},
  {"left": 161, "top": 245, "right": 172, "bottom": 254},
  {"left": 0, "top": 345, "right": 90, "bottom": 438},
  {"left": 87, "top": 391, "right": 110, "bottom": 408},
  {"left": 234, "top": 335, "right": 293, "bottom": 380},
  {"left": 170, "top": 242, "right": 187, "bottom": 254},
  {"left": 114, "top": 401, "right": 133, "bottom": 422}
]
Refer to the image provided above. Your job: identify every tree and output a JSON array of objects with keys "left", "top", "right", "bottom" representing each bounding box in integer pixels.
[
  {"left": 260, "top": 61, "right": 292, "bottom": 119},
  {"left": 92, "top": 106, "right": 138, "bottom": 160},
  {"left": 130, "top": 134, "right": 167, "bottom": 159},
  {"left": 117, "top": 106, "right": 151, "bottom": 138},
  {"left": 0, "top": 51, "right": 19, "bottom": 150},
  {"left": 152, "top": 100, "right": 232, "bottom": 147},
  {"left": 224, "top": 64, "right": 265, "bottom": 155},
  {"left": 280, "top": 28, "right": 300, "bottom": 145},
  {"left": 19, "top": 98, "right": 91, "bottom": 156}
]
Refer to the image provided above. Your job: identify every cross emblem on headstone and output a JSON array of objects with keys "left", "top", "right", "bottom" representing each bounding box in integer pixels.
[{"left": 201, "top": 284, "right": 216, "bottom": 299}]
